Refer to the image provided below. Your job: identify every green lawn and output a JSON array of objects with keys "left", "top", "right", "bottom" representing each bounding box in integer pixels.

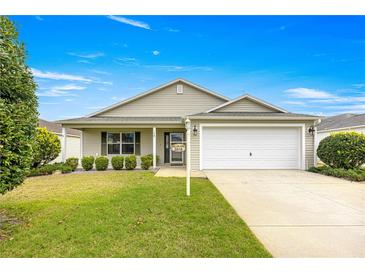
[{"left": 0, "top": 171, "right": 271, "bottom": 258}]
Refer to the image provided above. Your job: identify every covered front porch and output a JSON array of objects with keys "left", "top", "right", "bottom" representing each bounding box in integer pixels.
[{"left": 59, "top": 117, "right": 190, "bottom": 169}]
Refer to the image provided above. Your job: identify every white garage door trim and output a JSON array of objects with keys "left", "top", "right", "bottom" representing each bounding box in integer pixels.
[{"left": 199, "top": 123, "right": 306, "bottom": 170}]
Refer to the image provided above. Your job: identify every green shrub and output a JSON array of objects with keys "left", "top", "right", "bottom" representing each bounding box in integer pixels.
[
  {"left": 145, "top": 154, "right": 160, "bottom": 165},
  {"left": 31, "top": 127, "right": 61, "bottom": 168},
  {"left": 0, "top": 16, "right": 38, "bottom": 194},
  {"left": 125, "top": 155, "right": 137, "bottom": 170},
  {"left": 111, "top": 156, "right": 124, "bottom": 170},
  {"left": 81, "top": 156, "right": 94, "bottom": 171},
  {"left": 59, "top": 164, "right": 73, "bottom": 174},
  {"left": 27, "top": 163, "right": 73, "bottom": 177},
  {"left": 141, "top": 155, "right": 153, "bottom": 170},
  {"left": 317, "top": 132, "right": 365, "bottom": 169},
  {"left": 65, "top": 157, "right": 78, "bottom": 171},
  {"left": 308, "top": 166, "right": 365, "bottom": 181},
  {"left": 95, "top": 156, "right": 109, "bottom": 171}
]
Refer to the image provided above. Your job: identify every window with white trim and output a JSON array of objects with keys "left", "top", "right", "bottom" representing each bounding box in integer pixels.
[
  {"left": 122, "top": 132, "right": 135, "bottom": 154},
  {"left": 103, "top": 132, "right": 141, "bottom": 155},
  {"left": 107, "top": 133, "right": 120, "bottom": 154}
]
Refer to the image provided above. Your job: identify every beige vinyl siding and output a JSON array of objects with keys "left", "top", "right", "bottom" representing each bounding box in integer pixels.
[
  {"left": 52, "top": 135, "right": 80, "bottom": 163},
  {"left": 96, "top": 83, "right": 227, "bottom": 117},
  {"left": 82, "top": 127, "right": 185, "bottom": 166},
  {"left": 214, "top": 98, "right": 277, "bottom": 113},
  {"left": 190, "top": 120, "right": 316, "bottom": 170}
]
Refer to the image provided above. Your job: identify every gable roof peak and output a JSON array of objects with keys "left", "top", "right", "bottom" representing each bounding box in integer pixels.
[
  {"left": 86, "top": 78, "right": 229, "bottom": 118},
  {"left": 205, "top": 93, "right": 288, "bottom": 113}
]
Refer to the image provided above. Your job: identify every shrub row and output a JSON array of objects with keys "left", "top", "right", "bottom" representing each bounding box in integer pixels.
[
  {"left": 308, "top": 166, "right": 365, "bottom": 182},
  {"left": 28, "top": 162, "right": 73, "bottom": 177},
  {"left": 80, "top": 155, "right": 139, "bottom": 171}
]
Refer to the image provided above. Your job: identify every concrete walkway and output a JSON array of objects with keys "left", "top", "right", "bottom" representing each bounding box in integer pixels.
[
  {"left": 205, "top": 170, "right": 365, "bottom": 258},
  {"left": 155, "top": 166, "right": 206, "bottom": 178}
]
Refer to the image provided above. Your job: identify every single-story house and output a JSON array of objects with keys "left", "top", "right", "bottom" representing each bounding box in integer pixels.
[
  {"left": 316, "top": 113, "right": 365, "bottom": 148},
  {"left": 59, "top": 79, "right": 319, "bottom": 170},
  {"left": 38, "top": 119, "right": 81, "bottom": 162}
]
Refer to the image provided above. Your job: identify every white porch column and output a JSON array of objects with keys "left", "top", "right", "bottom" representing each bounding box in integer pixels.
[
  {"left": 152, "top": 127, "right": 157, "bottom": 169},
  {"left": 185, "top": 118, "right": 191, "bottom": 196},
  {"left": 61, "top": 126, "right": 67, "bottom": 162},
  {"left": 80, "top": 130, "right": 83, "bottom": 160}
]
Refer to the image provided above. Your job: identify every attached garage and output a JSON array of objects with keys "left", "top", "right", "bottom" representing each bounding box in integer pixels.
[{"left": 200, "top": 124, "right": 305, "bottom": 170}]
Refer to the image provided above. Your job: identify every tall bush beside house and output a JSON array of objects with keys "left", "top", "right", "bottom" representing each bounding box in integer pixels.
[
  {"left": 32, "top": 127, "right": 61, "bottom": 168},
  {"left": 111, "top": 156, "right": 124, "bottom": 170},
  {"left": 141, "top": 155, "right": 153, "bottom": 170},
  {"left": 65, "top": 157, "right": 79, "bottom": 171},
  {"left": 95, "top": 156, "right": 109, "bottom": 171},
  {"left": 125, "top": 155, "right": 137, "bottom": 170},
  {"left": 0, "top": 16, "right": 38, "bottom": 194},
  {"left": 317, "top": 132, "right": 365, "bottom": 169},
  {"left": 81, "top": 156, "right": 94, "bottom": 171}
]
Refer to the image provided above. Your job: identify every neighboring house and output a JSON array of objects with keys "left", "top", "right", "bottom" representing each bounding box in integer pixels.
[
  {"left": 316, "top": 113, "right": 365, "bottom": 148},
  {"left": 59, "top": 79, "right": 319, "bottom": 170},
  {"left": 38, "top": 119, "right": 81, "bottom": 162}
]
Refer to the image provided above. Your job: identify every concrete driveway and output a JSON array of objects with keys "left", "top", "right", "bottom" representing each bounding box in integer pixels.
[{"left": 204, "top": 170, "right": 365, "bottom": 257}]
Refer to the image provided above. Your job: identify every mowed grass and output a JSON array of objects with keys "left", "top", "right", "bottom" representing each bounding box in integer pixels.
[{"left": 0, "top": 171, "right": 271, "bottom": 258}]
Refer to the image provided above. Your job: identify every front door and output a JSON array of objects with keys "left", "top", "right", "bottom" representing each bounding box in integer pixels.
[{"left": 170, "top": 132, "right": 184, "bottom": 164}]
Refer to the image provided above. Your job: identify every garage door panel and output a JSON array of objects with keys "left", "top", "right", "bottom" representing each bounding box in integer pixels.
[{"left": 202, "top": 127, "right": 301, "bottom": 169}]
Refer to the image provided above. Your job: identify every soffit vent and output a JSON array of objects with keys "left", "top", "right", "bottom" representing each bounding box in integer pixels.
[{"left": 176, "top": 84, "right": 183, "bottom": 94}]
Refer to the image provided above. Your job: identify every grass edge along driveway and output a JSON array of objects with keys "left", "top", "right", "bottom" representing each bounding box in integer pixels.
[{"left": 0, "top": 171, "right": 271, "bottom": 258}]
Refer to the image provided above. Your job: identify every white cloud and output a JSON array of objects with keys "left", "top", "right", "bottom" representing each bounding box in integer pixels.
[
  {"left": 152, "top": 50, "right": 160, "bottom": 56},
  {"left": 353, "top": 83, "right": 365, "bottom": 89},
  {"left": 68, "top": 52, "right": 104, "bottom": 59},
  {"left": 36, "top": 84, "right": 85, "bottom": 97},
  {"left": 285, "top": 87, "right": 334, "bottom": 99},
  {"left": 166, "top": 28, "right": 180, "bottom": 32},
  {"left": 53, "top": 84, "right": 86, "bottom": 91},
  {"left": 107, "top": 15, "right": 151, "bottom": 30},
  {"left": 65, "top": 99, "right": 74, "bottom": 102},
  {"left": 111, "top": 96, "right": 125, "bottom": 101},
  {"left": 31, "top": 68, "right": 93, "bottom": 82},
  {"left": 141, "top": 64, "right": 212, "bottom": 72},
  {"left": 282, "top": 101, "right": 306, "bottom": 106}
]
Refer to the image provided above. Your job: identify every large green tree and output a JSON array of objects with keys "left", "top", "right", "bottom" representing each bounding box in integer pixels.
[{"left": 0, "top": 16, "right": 38, "bottom": 194}]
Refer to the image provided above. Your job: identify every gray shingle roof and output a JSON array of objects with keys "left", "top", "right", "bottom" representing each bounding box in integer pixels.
[
  {"left": 38, "top": 119, "right": 81, "bottom": 136},
  {"left": 58, "top": 116, "right": 184, "bottom": 124},
  {"left": 317, "top": 113, "right": 365, "bottom": 131},
  {"left": 188, "top": 112, "right": 319, "bottom": 119}
]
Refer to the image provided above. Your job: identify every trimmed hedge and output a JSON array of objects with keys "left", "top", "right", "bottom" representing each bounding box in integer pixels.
[
  {"left": 65, "top": 157, "right": 78, "bottom": 171},
  {"left": 141, "top": 155, "right": 152, "bottom": 170},
  {"left": 145, "top": 154, "right": 160, "bottom": 165},
  {"left": 95, "top": 156, "right": 109, "bottom": 171},
  {"left": 308, "top": 166, "right": 365, "bottom": 182},
  {"left": 317, "top": 132, "right": 365, "bottom": 169},
  {"left": 28, "top": 163, "right": 73, "bottom": 177},
  {"left": 125, "top": 155, "right": 137, "bottom": 170},
  {"left": 81, "top": 156, "right": 94, "bottom": 171},
  {"left": 111, "top": 156, "right": 124, "bottom": 170}
]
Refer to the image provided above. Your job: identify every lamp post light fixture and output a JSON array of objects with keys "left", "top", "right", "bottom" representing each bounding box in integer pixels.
[{"left": 192, "top": 125, "right": 198, "bottom": 136}]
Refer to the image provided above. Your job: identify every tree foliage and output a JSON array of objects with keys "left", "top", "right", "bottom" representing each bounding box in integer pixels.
[
  {"left": 32, "top": 127, "right": 61, "bottom": 168},
  {"left": 0, "top": 16, "right": 38, "bottom": 194},
  {"left": 317, "top": 132, "right": 365, "bottom": 169}
]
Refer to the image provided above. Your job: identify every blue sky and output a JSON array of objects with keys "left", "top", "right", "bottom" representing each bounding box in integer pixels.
[{"left": 10, "top": 15, "right": 365, "bottom": 120}]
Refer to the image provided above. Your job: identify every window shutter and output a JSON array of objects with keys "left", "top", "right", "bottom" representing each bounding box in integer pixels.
[
  {"left": 101, "top": 132, "right": 107, "bottom": 155},
  {"left": 135, "top": 132, "right": 141, "bottom": 156}
]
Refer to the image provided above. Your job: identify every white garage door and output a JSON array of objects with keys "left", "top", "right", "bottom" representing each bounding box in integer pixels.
[{"left": 202, "top": 127, "right": 301, "bottom": 169}]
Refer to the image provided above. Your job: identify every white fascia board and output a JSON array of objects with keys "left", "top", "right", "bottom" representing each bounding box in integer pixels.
[{"left": 205, "top": 93, "right": 288, "bottom": 113}]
